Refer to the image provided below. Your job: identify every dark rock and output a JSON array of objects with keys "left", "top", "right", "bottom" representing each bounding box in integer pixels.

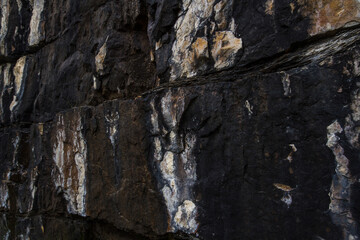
[{"left": 0, "top": 0, "right": 360, "bottom": 239}]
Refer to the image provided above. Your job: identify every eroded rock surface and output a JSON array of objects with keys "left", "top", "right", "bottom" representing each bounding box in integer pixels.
[{"left": 0, "top": 0, "right": 360, "bottom": 239}]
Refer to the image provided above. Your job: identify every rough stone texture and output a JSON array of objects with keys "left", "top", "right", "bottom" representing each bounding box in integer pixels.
[{"left": 0, "top": 0, "right": 360, "bottom": 239}]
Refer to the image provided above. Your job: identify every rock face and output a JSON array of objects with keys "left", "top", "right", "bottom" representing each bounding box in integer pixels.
[{"left": 0, "top": 0, "right": 360, "bottom": 239}]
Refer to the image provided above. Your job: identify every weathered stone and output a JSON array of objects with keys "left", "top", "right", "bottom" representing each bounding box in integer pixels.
[{"left": 0, "top": 0, "right": 360, "bottom": 239}]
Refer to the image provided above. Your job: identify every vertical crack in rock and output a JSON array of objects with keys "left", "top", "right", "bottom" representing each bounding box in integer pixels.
[
  {"left": 170, "top": 0, "right": 242, "bottom": 80},
  {"left": 10, "top": 56, "right": 27, "bottom": 113},
  {"left": 28, "top": 0, "right": 45, "bottom": 47},
  {"left": 150, "top": 90, "right": 198, "bottom": 234},
  {"left": 327, "top": 88, "right": 360, "bottom": 239},
  {"left": 0, "top": 0, "right": 10, "bottom": 55},
  {"left": 52, "top": 113, "right": 87, "bottom": 217},
  {"left": 104, "top": 111, "right": 121, "bottom": 185}
]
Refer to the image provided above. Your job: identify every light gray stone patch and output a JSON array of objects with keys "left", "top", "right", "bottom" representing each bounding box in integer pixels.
[
  {"left": 28, "top": 0, "right": 45, "bottom": 47},
  {"left": 281, "top": 72, "right": 291, "bottom": 97},
  {"left": 0, "top": 171, "right": 10, "bottom": 209},
  {"left": 0, "top": 64, "right": 11, "bottom": 122}
]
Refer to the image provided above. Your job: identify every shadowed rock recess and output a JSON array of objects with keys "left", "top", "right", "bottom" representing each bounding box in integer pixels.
[{"left": 1, "top": 0, "right": 360, "bottom": 239}]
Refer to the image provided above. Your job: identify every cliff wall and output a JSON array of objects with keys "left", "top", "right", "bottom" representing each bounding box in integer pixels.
[{"left": 0, "top": 0, "right": 360, "bottom": 239}]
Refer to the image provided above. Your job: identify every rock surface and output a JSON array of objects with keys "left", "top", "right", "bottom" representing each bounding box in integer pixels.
[{"left": 0, "top": 0, "right": 360, "bottom": 239}]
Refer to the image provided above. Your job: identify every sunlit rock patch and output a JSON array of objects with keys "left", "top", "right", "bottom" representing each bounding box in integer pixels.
[{"left": 169, "top": 0, "right": 242, "bottom": 80}]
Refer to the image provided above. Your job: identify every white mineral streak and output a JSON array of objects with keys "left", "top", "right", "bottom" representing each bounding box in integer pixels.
[
  {"left": 16, "top": 0, "right": 22, "bottom": 13},
  {"left": 286, "top": 144, "right": 297, "bottom": 162},
  {"left": 170, "top": 0, "right": 242, "bottom": 80},
  {"left": 327, "top": 89, "right": 360, "bottom": 239},
  {"left": 4, "top": 230, "right": 10, "bottom": 240},
  {"left": 12, "top": 134, "right": 20, "bottom": 165},
  {"left": 245, "top": 100, "right": 253, "bottom": 116},
  {"left": 105, "top": 112, "right": 119, "bottom": 150},
  {"left": 10, "top": 56, "right": 27, "bottom": 112},
  {"left": 92, "top": 76, "right": 100, "bottom": 90},
  {"left": 281, "top": 72, "right": 291, "bottom": 97},
  {"left": 28, "top": 0, "right": 45, "bottom": 46},
  {"left": 28, "top": 166, "right": 39, "bottom": 212},
  {"left": 0, "top": 64, "right": 11, "bottom": 122},
  {"left": 0, "top": 171, "right": 9, "bottom": 209},
  {"left": 0, "top": 0, "right": 10, "bottom": 55},
  {"left": 52, "top": 113, "right": 87, "bottom": 216},
  {"left": 150, "top": 90, "right": 198, "bottom": 233}
]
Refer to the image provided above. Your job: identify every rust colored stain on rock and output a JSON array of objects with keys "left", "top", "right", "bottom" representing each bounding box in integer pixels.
[{"left": 298, "top": 0, "right": 360, "bottom": 35}]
